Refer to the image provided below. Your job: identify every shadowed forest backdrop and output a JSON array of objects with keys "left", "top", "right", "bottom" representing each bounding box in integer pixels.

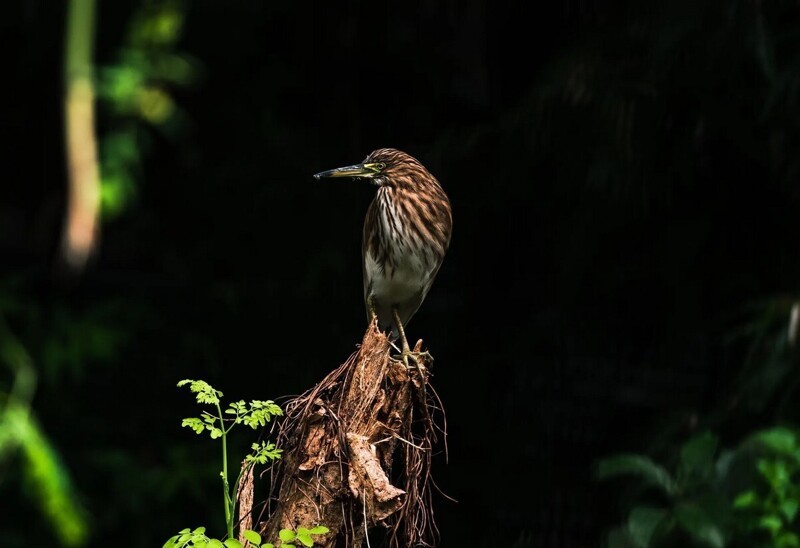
[{"left": 4, "top": 0, "right": 800, "bottom": 546}]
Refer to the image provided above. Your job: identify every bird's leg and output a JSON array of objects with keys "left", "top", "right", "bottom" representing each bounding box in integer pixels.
[
  {"left": 391, "top": 306, "right": 431, "bottom": 370},
  {"left": 392, "top": 306, "right": 411, "bottom": 355},
  {"left": 367, "top": 294, "right": 378, "bottom": 326}
]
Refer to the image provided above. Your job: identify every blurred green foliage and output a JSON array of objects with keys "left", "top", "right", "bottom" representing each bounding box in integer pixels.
[
  {"left": 599, "top": 427, "right": 800, "bottom": 547},
  {"left": 0, "top": 317, "right": 88, "bottom": 546},
  {"left": 734, "top": 428, "right": 800, "bottom": 547},
  {"left": 598, "top": 287, "right": 800, "bottom": 547},
  {"left": 97, "top": 0, "right": 197, "bottom": 218},
  {"left": 1, "top": 1, "right": 198, "bottom": 545},
  {"left": 599, "top": 432, "right": 731, "bottom": 547}
]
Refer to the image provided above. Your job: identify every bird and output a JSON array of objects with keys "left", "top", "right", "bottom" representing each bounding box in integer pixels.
[{"left": 314, "top": 148, "right": 452, "bottom": 365}]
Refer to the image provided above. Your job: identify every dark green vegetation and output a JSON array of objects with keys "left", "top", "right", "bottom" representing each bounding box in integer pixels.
[{"left": 4, "top": 0, "right": 800, "bottom": 546}]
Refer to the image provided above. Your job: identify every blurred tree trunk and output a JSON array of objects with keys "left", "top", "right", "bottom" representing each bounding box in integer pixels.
[{"left": 62, "top": 0, "right": 100, "bottom": 274}]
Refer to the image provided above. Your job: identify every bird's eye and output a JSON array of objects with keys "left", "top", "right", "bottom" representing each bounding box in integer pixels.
[{"left": 376, "top": 163, "right": 386, "bottom": 170}]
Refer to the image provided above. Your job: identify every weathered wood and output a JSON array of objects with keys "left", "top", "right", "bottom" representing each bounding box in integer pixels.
[{"left": 246, "top": 321, "right": 439, "bottom": 547}]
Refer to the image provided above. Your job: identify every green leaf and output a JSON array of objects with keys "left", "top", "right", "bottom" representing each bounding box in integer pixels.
[
  {"left": 193, "top": 527, "right": 207, "bottom": 535},
  {"left": 681, "top": 432, "right": 718, "bottom": 476},
  {"left": 208, "top": 540, "right": 225, "bottom": 548},
  {"left": 178, "top": 379, "right": 222, "bottom": 405},
  {"left": 279, "top": 529, "right": 297, "bottom": 542},
  {"left": 181, "top": 418, "right": 206, "bottom": 434},
  {"left": 296, "top": 531, "right": 313, "bottom": 547},
  {"left": 163, "top": 536, "right": 180, "bottom": 548},
  {"left": 195, "top": 542, "right": 208, "bottom": 548},
  {"left": 264, "top": 544, "right": 274, "bottom": 548},
  {"left": 242, "top": 530, "right": 261, "bottom": 544},
  {"left": 209, "top": 427, "right": 223, "bottom": 439},
  {"left": 674, "top": 503, "right": 724, "bottom": 548},
  {"left": 755, "top": 428, "right": 797, "bottom": 455},
  {"left": 224, "top": 540, "right": 243, "bottom": 548},
  {"left": 782, "top": 500, "right": 799, "bottom": 523},
  {"left": 627, "top": 506, "right": 667, "bottom": 547},
  {"left": 759, "top": 515, "right": 783, "bottom": 534},
  {"left": 758, "top": 458, "right": 791, "bottom": 489},
  {"left": 284, "top": 545, "right": 295, "bottom": 548},
  {"left": 596, "top": 455, "right": 676, "bottom": 495},
  {"left": 734, "top": 491, "right": 759, "bottom": 509},
  {"left": 778, "top": 532, "right": 800, "bottom": 547},
  {"left": 308, "top": 526, "right": 329, "bottom": 535}
]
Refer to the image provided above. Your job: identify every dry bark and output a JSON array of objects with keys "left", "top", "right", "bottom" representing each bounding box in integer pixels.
[{"left": 241, "top": 321, "right": 443, "bottom": 547}]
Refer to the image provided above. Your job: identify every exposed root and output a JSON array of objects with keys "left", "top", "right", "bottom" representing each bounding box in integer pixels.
[
  {"left": 249, "top": 321, "right": 445, "bottom": 547},
  {"left": 237, "top": 461, "right": 255, "bottom": 544}
]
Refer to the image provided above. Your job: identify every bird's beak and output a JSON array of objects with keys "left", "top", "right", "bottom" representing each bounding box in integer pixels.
[{"left": 313, "top": 163, "right": 383, "bottom": 180}]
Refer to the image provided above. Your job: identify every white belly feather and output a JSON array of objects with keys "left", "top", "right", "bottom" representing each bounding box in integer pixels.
[{"left": 364, "top": 249, "right": 430, "bottom": 305}]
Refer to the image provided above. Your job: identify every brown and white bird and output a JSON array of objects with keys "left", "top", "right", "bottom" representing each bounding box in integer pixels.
[{"left": 314, "top": 148, "right": 452, "bottom": 363}]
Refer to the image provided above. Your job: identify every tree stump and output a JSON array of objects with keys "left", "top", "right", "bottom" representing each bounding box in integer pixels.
[{"left": 246, "top": 321, "right": 443, "bottom": 547}]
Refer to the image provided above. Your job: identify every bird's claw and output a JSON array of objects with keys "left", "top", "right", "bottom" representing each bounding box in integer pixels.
[{"left": 392, "top": 350, "right": 432, "bottom": 371}]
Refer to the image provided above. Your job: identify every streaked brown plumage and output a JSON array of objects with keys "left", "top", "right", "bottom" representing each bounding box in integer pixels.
[{"left": 314, "top": 148, "right": 452, "bottom": 355}]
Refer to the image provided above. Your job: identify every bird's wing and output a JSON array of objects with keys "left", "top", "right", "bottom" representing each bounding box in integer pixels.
[
  {"left": 396, "top": 260, "right": 442, "bottom": 328},
  {"left": 362, "top": 199, "right": 379, "bottom": 321}
]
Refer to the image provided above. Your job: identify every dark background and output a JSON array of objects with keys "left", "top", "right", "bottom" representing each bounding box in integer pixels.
[{"left": 5, "top": 0, "right": 800, "bottom": 546}]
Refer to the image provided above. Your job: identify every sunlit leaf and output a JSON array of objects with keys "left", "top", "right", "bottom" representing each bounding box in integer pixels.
[
  {"left": 100, "top": 172, "right": 137, "bottom": 218},
  {"left": 758, "top": 459, "right": 791, "bottom": 489},
  {"left": 759, "top": 515, "right": 783, "bottom": 534},
  {"left": 181, "top": 418, "right": 205, "bottom": 434},
  {"left": 755, "top": 428, "right": 798, "bottom": 456},
  {"left": 242, "top": 530, "right": 261, "bottom": 544},
  {"left": 733, "top": 491, "right": 759, "bottom": 509}
]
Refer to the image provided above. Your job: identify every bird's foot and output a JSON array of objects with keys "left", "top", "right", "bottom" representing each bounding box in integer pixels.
[{"left": 392, "top": 349, "right": 432, "bottom": 371}]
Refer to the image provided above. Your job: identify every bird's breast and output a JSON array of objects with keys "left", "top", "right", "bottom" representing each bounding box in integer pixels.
[
  {"left": 363, "top": 186, "right": 448, "bottom": 307},
  {"left": 364, "top": 247, "right": 431, "bottom": 304}
]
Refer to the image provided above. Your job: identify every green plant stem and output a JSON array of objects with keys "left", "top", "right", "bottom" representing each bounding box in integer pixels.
[
  {"left": 216, "top": 401, "right": 234, "bottom": 540},
  {"left": 231, "top": 460, "right": 256, "bottom": 521}
]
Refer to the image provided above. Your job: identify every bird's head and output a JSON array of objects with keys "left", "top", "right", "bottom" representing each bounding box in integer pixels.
[{"left": 314, "top": 148, "right": 435, "bottom": 190}]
